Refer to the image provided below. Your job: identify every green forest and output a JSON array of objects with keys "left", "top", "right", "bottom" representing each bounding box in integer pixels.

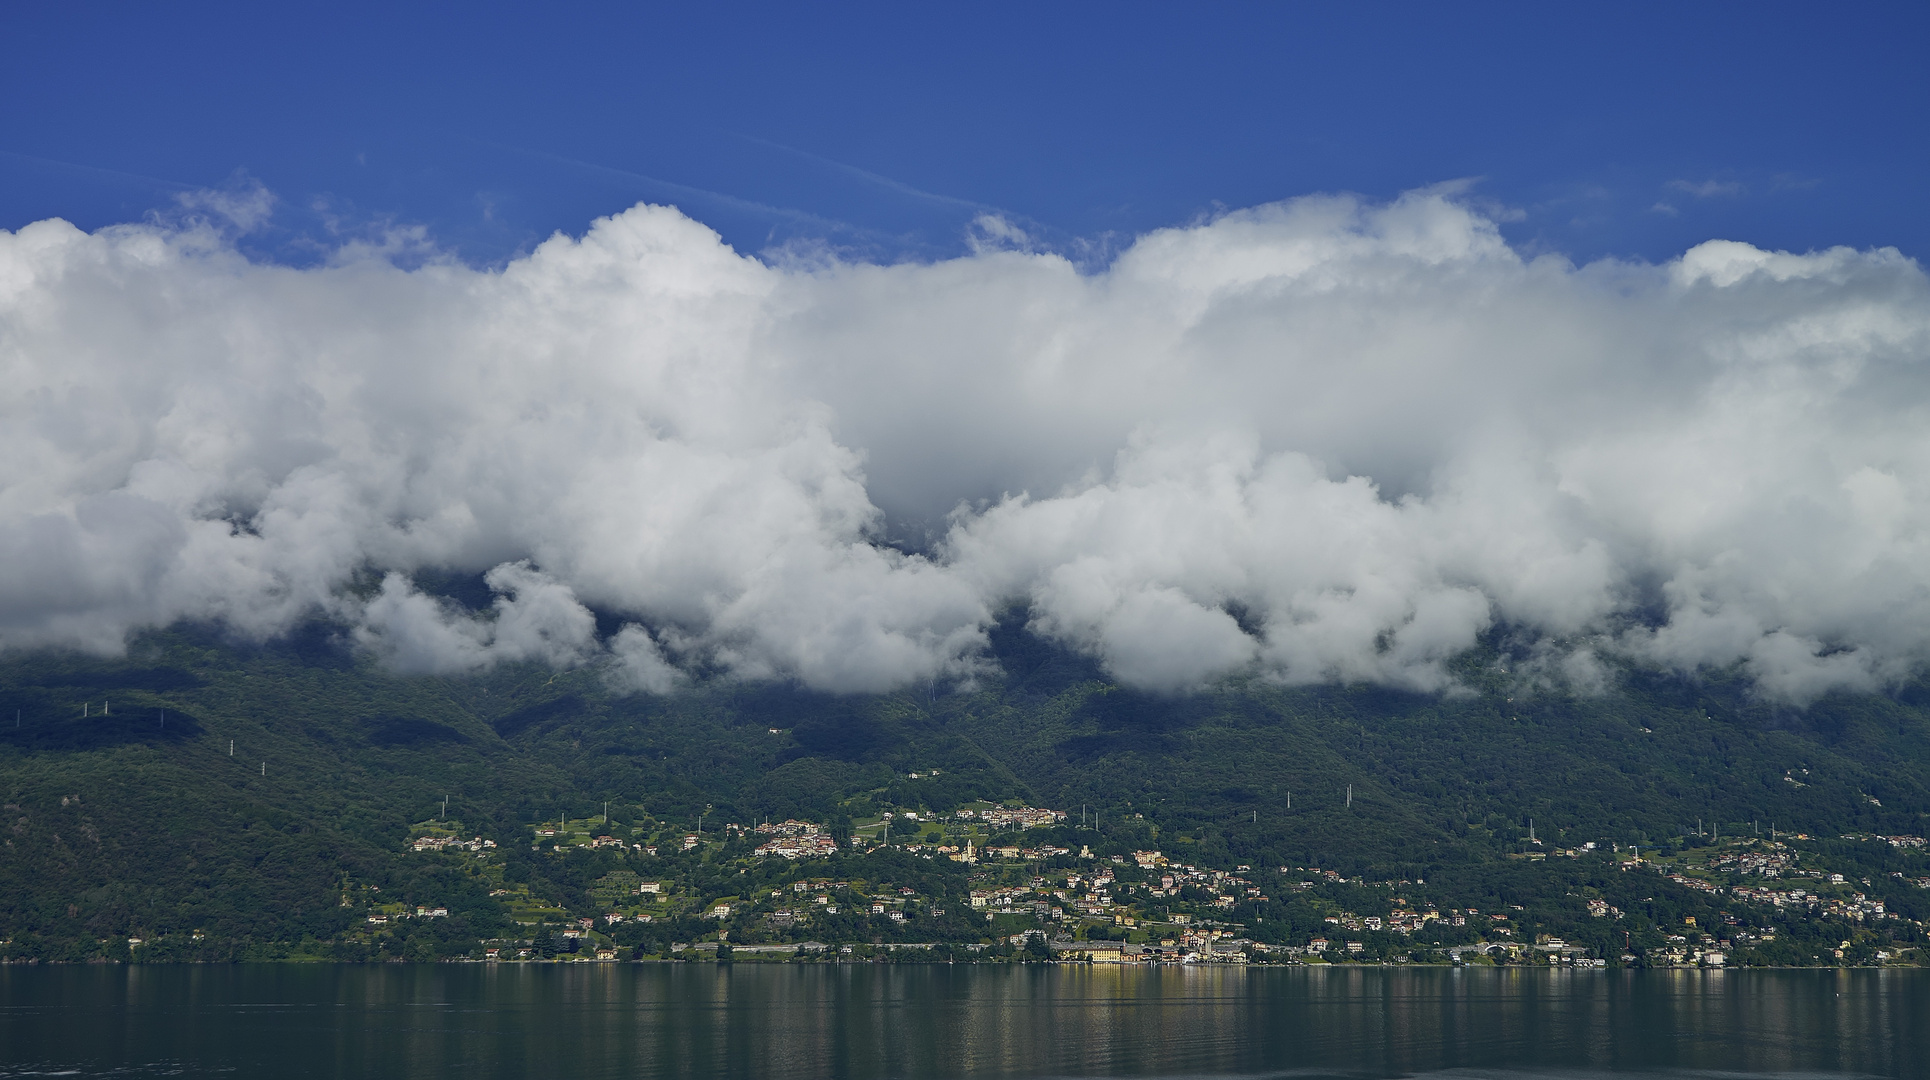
[{"left": 3, "top": 612, "right": 1928, "bottom": 966}]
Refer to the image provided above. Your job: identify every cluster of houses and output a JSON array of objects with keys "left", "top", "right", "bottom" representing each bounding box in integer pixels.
[
  {"left": 1840, "top": 833, "right": 1927, "bottom": 850},
  {"left": 393, "top": 812, "right": 1930, "bottom": 969},
  {"left": 365, "top": 905, "right": 449, "bottom": 925},
  {"left": 1651, "top": 940, "right": 1729, "bottom": 967},
  {"left": 490, "top": 805, "right": 1088, "bottom": 869},
  {"left": 602, "top": 911, "right": 652, "bottom": 924},
  {"left": 1640, "top": 846, "right": 1906, "bottom": 925},
  {"left": 744, "top": 808, "right": 1090, "bottom": 864},
  {"left": 1039, "top": 929, "right": 1255, "bottom": 964},
  {"left": 527, "top": 824, "right": 660, "bottom": 855},
  {"left": 959, "top": 806, "right": 1068, "bottom": 829},
  {"left": 752, "top": 820, "right": 841, "bottom": 859},
  {"left": 715, "top": 879, "right": 869, "bottom": 925},
  {"left": 971, "top": 863, "right": 1143, "bottom": 921},
  {"left": 1706, "top": 846, "right": 1798, "bottom": 876},
  {"left": 410, "top": 835, "right": 497, "bottom": 853},
  {"left": 1841, "top": 835, "right": 1930, "bottom": 885},
  {"left": 1141, "top": 859, "right": 1267, "bottom": 910},
  {"left": 1728, "top": 884, "right": 1893, "bottom": 922},
  {"left": 905, "top": 839, "right": 1071, "bottom": 863},
  {"left": 956, "top": 853, "right": 1270, "bottom": 925},
  {"left": 1666, "top": 872, "right": 1723, "bottom": 896},
  {"left": 751, "top": 880, "right": 953, "bottom": 926},
  {"left": 483, "top": 944, "right": 621, "bottom": 963},
  {"left": 1322, "top": 906, "right": 1441, "bottom": 935}
]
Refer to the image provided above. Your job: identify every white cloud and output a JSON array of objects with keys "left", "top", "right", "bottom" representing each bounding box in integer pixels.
[
  {"left": 606, "top": 624, "right": 683, "bottom": 695},
  {"left": 2, "top": 188, "right": 1928, "bottom": 702},
  {"left": 349, "top": 562, "right": 599, "bottom": 675},
  {"left": 172, "top": 173, "right": 277, "bottom": 233}
]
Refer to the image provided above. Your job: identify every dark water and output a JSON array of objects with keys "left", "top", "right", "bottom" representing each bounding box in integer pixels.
[{"left": 0, "top": 964, "right": 1925, "bottom": 1079}]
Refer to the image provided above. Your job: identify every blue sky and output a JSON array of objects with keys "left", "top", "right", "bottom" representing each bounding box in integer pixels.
[{"left": 4, "top": 2, "right": 1926, "bottom": 266}]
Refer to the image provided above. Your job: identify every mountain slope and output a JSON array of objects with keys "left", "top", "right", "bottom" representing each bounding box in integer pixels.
[{"left": 2, "top": 618, "right": 1928, "bottom": 958}]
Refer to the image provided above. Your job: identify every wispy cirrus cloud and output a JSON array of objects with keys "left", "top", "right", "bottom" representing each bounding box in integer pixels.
[{"left": 1667, "top": 177, "right": 1747, "bottom": 198}]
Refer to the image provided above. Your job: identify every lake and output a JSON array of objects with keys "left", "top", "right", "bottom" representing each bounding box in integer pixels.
[{"left": 1, "top": 964, "right": 1925, "bottom": 1079}]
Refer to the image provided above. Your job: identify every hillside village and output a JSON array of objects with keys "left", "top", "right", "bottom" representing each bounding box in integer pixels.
[
  {"left": 335, "top": 797, "right": 1930, "bottom": 968},
  {"left": 10, "top": 630, "right": 1930, "bottom": 967}
]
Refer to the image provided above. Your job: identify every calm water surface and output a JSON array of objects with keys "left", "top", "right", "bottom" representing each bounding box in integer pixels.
[{"left": 0, "top": 964, "right": 1924, "bottom": 1079}]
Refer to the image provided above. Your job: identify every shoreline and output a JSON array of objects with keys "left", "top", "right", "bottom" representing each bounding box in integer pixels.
[{"left": 1, "top": 957, "right": 1917, "bottom": 970}]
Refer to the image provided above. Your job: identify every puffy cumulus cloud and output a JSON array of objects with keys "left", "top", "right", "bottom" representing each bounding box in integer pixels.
[
  {"left": 944, "top": 436, "right": 1568, "bottom": 693},
  {"left": 1, "top": 188, "right": 1928, "bottom": 702},
  {"left": 0, "top": 204, "right": 983, "bottom": 693}
]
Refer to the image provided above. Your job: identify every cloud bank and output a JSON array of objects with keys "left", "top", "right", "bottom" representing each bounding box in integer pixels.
[{"left": 3, "top": 189, "right": 1927, "bottom": 701}]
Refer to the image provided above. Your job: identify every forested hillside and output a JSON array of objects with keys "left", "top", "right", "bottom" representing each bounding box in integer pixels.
[{"left": 3, "top": 612, "right": 1928, "bottom": 963}]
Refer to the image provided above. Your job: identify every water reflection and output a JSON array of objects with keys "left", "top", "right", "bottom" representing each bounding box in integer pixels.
[{"left": 0, "top": 965, "right": 1924, "bottom": 1079}]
